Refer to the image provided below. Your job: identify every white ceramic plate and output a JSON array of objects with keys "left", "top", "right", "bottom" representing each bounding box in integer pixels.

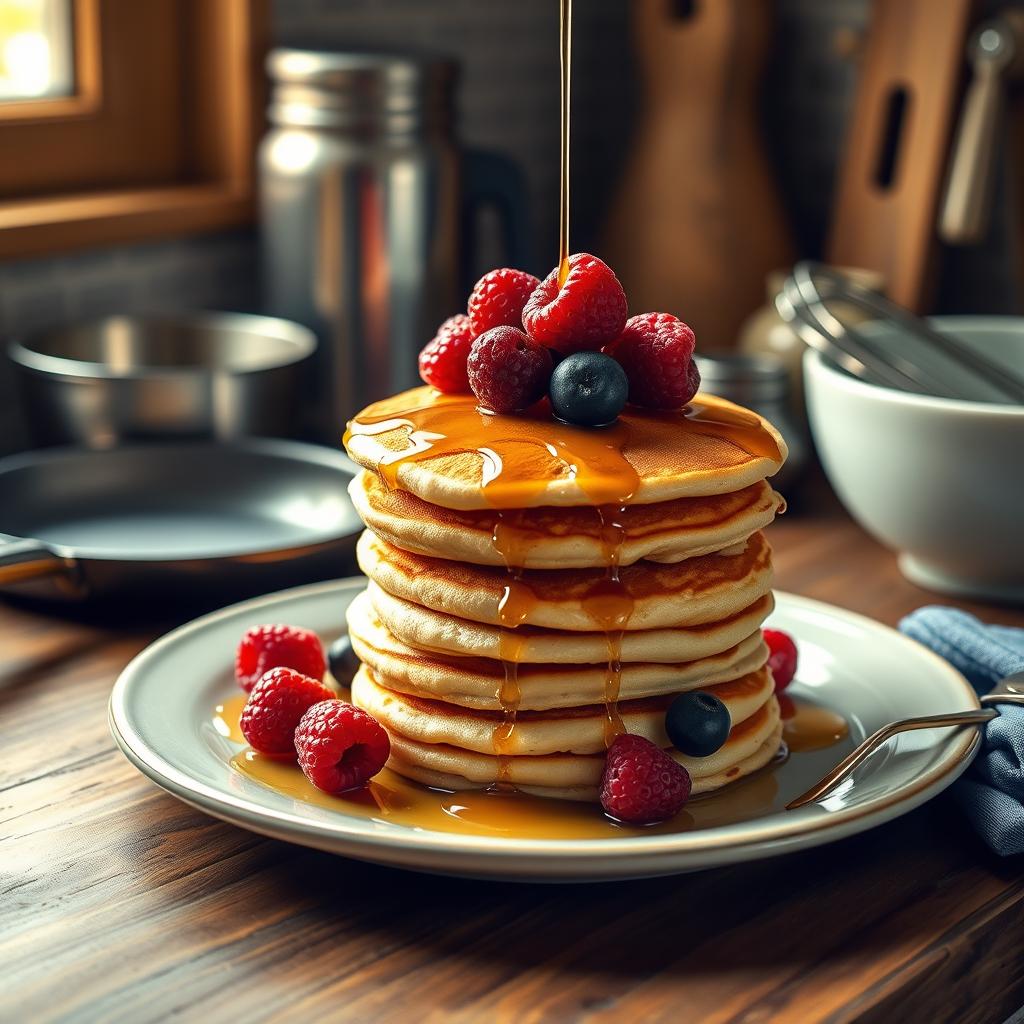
[{"left": 109, "top": 580, "right": 980, "bottom": 882}]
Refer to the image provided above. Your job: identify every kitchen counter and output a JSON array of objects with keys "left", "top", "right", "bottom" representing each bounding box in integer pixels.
[{"left": 3, "top": 488, "right": 1024, "bottom": 1023}]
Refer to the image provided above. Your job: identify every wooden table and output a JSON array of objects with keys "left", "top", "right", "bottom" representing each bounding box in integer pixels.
[{"left": 4, "top": 489, "right": 1024, "bottom": 1024}]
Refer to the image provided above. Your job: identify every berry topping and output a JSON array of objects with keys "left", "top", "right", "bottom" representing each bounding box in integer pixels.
[
  {"left": 418, "top": 314, "right": 476, "bottom": 394},
  {"left": 764, "top": 628, "right": 798, "bottom": 693},
  {"left": 467, "top": 268, "right": 541, "bottom": 336},
  {"left": 294, "top": 699, "right": 391, "bottom": 794},
  {"left": 549, "top": 351, "right": 628, "bottom": 427},
  {"left": 522, "top": 253, "right": 628, "bottom": 354},
  {"left": 599, "top": 733, "right": 692, "bottom": 824},
  {"left": 240, "top": 667, "right": 335, "bottom": 757},
  {"left": 606, "top": 312, "right": 700, "bottom": 409},
  {"left": 327, "top": 634, "right": 360, "bottom": 688},
  {"left": 467, "top": 325, "right": 553, "bottom": 413},
  {"left": 235, "top": 623, "right": 326, "bottom": 693},
  {"left": 665, "top": 691, "right": 732, "bottom": 757}
]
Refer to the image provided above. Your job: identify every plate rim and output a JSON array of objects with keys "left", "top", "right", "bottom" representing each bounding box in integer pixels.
[{"left": 109, "top": 579, "right": 981, "bottom": 865}]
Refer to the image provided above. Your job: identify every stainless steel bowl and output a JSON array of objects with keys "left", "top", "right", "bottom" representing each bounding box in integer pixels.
[{"left": 9, "top": 312, "right": 317, "bottom": 448}]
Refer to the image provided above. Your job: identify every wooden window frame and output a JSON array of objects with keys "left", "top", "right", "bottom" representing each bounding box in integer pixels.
[{"left": 0, "top": 0, "right": 267, "bottom": 259}]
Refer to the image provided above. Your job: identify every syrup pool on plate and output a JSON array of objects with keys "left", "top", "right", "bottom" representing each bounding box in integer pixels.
[{"left": 214, "top": 692, "right": 851, "bottom": 840}]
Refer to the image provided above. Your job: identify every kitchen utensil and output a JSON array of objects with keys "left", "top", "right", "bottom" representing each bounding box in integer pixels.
[
  {"left": 0, "top": 440, "right": 361, "bottom": 607},
  {"left": 694, "top": 352, "right": 808, "bottom": 491},
  {"left": 9, "top": 312, "right": 316, "bottom": 449},
  {"left": 602, "top": 0, "right": 792, "bottom": 348},
  {"left": 803, "top": 318, "right": 1024, "bottom": 601},
  {"left": 778, "top": 261, "right": 1024, "bottom": 402},
  {"left": 260, "top": 49, "right": 530, "bottom": 443},
  {"left": 827, "top": 0, "right": 976, "bottom": 310},
  {"left": 788, "top": 671, "right": 1024, "bottom": 809},
  {"left": 109, "top": 583, "right": 979, "bottom": 881},
  {"left": 939, "top": 9, "right": 1024, "bottom": 244}
]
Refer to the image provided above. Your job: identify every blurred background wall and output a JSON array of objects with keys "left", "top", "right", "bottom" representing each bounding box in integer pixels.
[{"left": 0, "top": 0, "right": 1015, "bottom": 452}]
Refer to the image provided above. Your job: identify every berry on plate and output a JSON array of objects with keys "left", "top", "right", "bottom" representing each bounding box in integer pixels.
[
  {"left": 467, "top": 325, "right": 553, "bottom": 413},
  {"left": 599, "top": 733, "right": 692, "bottom": 824},
  {"left": 665, "top": 691, "right": 731, "bottom": 757},
  {"left": 549, "top": 351, "right": 628, "bottom": 427},
  {"left": 294, "top": 699, "right": 391, "bottom": 793},
  {"left": 235, "top": 623, "right": 326, "bottom": 693},
  {"left": 606, "top": 312, "right": 700, "bottom": 409},
  {"left": 240, "top": 667, "right": 335, "bottom": 757},
  {"left": 467, "top": 267, "right": 540, "bottom": 335},
  {"left": 418, "top": 314, "right": 476, "bottom": 394},
  {"left": 522, "top": 253, "right": 628, "bottom": 354},
  {"left": 764, "top": 628, "right": 798, "bottom": 693},
  {"left": 327, "top": 634, "right": 360, "bottom": 688}
]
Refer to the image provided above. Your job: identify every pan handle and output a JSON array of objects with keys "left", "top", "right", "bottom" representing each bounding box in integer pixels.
[{"left": 0, "top": 536, "right": 70, "bottom": 585}]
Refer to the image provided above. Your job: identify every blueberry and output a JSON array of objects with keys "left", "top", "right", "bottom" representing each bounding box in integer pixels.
[
  {"left": 327, "top": 634, "right": 360, "bottom": 686},
  {"left": 548, "top": 351, "right": 628, "bottom": 426},
  {"left": 665, "top": 691, "right": 731, "bottom": 757}
]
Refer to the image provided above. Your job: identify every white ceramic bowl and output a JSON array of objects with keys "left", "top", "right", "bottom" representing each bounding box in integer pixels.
[{"left": 804, "top": 316, "right": 1024, "bottom": 602}]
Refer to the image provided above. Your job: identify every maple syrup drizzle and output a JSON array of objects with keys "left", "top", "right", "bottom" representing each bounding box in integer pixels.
[
  {"left": 216, "top": 695, "right": 848, "bottom": 839},
  {"left": 557, "top": 0, "right": 572, "bottom": 288}
]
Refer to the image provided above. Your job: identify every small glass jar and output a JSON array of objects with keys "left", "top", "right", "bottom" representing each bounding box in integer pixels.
[{"left": 694, "top": 352, "right": 808, "bottom": 492}]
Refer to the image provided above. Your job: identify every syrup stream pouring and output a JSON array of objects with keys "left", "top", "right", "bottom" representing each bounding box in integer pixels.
[{"left": 786, "top": 670, "right": 1024, "bottom": 810}]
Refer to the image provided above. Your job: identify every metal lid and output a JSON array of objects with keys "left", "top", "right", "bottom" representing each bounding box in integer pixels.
[
  {"left": 694, "top": 352, "right": 789, "bottom": 403},
  {"left": 266, "top": 48, "right": 456, "bottom": 132}
]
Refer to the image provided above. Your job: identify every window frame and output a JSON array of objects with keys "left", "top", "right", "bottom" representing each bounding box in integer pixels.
[{"left": 0, "top": 0, "right": 266, "bottom": 259}]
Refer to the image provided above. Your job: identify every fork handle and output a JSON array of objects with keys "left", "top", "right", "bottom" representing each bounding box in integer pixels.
[{"left": 786, "top": 709, "right": 998, "bottom": 810}]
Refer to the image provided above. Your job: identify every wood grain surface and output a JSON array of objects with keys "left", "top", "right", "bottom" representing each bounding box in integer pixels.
[{"left": 3, "top": 486, "right": 1024, "bottom": 1024}]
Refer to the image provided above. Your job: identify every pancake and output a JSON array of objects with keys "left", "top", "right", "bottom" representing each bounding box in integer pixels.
[
  {"left": 357, "top": 528, "right": 773, "bottom": 631},
  {"left": 382, "top": 697, "right": 784, "bottom": 800},
  {"left": 364, "top": 583, "right": 774, "bottom": 665},
  {"left": 352, "top": 664, "right": 775, "bottom": 756},
  {"left": 344, "top": 387, "right": 787, "bottom": 510},
  {"left": 347, "top": 592, "right": 768, "bottom": 709},
  {"left": 350, "top": 470, "right": 785, "bottom": 568}
]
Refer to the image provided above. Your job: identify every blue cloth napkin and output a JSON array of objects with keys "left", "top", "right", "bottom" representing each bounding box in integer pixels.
[{"left": 899, "top": 606, "right": 1024, "bottom": 856}]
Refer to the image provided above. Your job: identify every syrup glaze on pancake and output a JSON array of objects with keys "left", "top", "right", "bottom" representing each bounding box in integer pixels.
[
  {"left": 364, "top": 583, "right": 774, "bottom": 665},
  {"left": 357, "top": 528, "right": 773, "bottom": 631},
  {"left": 343, "top": 385, "right": 787, "bottom": 787},
  {"left": 352, "top": 663, "right": 775, "bottom": 756},
  {"left": 350, "top": 471, "right": 785, "bottom": 567},
  {"left": 344, "top": 387, "right": 786, "bottom": 510},
  {"left": 347, "top": 590, "right": 769, "bottom": 709},
  {"left": 381, "top": 695, "right": 784, "bottom": 799}
]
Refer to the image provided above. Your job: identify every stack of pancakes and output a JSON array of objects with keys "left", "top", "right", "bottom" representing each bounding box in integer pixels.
[{"left": 343, "top": 386, "right": 788, "bottom": 803}]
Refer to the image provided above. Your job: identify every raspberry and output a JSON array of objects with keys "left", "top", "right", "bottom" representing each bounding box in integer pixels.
[
  {"left": 600, "top": 733, "right": 692, "bottom": 824},
  {"left": 606, "top": 312, "right": 700, "bottom": 409},
  {"left": 467, "top": 268, "right": 540, "bottom": 336},
  {"left": 240, "top": 668, "right": 335, "bottom": 757},
  {"left": 294, "top": 700, "right": 391, "bottom": 793},
  {"left": 418, "top": 314, "right": 476, "bottom": 394},
  {"left": 764, "top": 628, "right": 798, "bottom": 693},
  {"left": 467, "top": 325, "right": 553, "bottom": 413},
  {"left": 522, "top": 253, "right": 628, "bottom": 354},
  {"left": 235, "top": 623, "right": 326, "bottom": 693}
]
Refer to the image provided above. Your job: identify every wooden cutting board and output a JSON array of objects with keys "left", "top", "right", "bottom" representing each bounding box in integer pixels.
[
  {"left": 602, "top": 0, "right": 793, "bottom": 348},
  {"left": 827, "top": 0, "right": 978, "bottom": 311}
]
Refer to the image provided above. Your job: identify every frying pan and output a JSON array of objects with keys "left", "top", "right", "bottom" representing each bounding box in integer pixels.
[{"left": 0, "top": 439, "right": 362, "bottom": 608}]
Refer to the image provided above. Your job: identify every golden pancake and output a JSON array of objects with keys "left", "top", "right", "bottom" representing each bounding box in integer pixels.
[
  {"left": 382, "top": 697, "right": 784, "bottom": 800},
  {"left": 357, "top": 528, "right": 773, "bottom": 631},
  {"left": 344, "top": 387, "right": 787, "bottom": 510},
  {"left": 347, "top": 592, "right": 768, "bottom": 709},
  {"left": 364, "top": 582, "right": 774, "bottom": 665},
  {"left": 350, "top": 470, "right": 785, "bottom": 568},
  {"left": 352, "top": 664, "right": 775, "bottom": 756}
]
